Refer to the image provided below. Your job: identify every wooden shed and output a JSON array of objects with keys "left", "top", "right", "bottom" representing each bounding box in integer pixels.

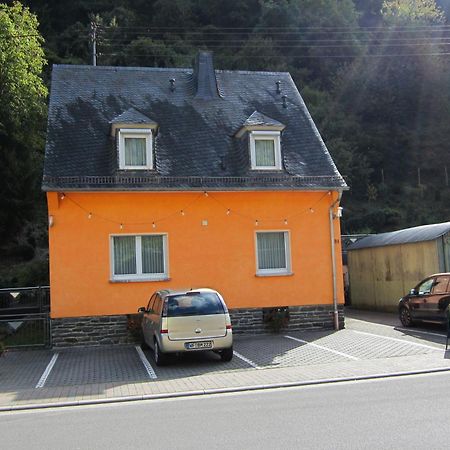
[{"left": 347, "top": 222, "right": 450, "bottom": 312}]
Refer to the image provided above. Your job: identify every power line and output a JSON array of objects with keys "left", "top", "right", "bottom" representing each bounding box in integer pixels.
[
  {"left": 98, "top": 35, "right": 450, "bottom": 43},
  {"left": 98, "top": 24, "right": 450, "bottom": 31},
  {"left": 99, "top": 41, "right": 450, "bottom": 49},
  {"left": 98, "top": 51, "right": 450, "bottom": 59}
]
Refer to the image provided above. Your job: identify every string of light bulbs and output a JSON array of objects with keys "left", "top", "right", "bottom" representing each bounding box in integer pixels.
[{"left": 58, "top": 190, "right": 332, "bottom": 230}]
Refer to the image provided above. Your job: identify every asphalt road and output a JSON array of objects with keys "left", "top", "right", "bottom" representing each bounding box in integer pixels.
[{"left": 1, "top": 372, "right": 450, "bottom": 449}]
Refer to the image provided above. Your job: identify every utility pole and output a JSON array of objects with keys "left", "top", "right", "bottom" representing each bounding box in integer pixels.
[{"left": 90, "top": 21, "right": 97, "bottom": 66}]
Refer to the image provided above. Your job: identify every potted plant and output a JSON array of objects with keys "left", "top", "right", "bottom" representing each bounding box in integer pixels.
[{"left": 263, "top": 307, "right": 290, "bottom": 333}]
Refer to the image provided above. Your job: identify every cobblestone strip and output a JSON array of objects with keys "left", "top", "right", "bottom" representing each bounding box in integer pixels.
[
  {"left": 233, "top": 351, "right": 260, "bottom": 369},
  {"left": 135, "top": 346, "right": 157, "bottom": 380},
  {"left": 35, "top": 353, "right": 59, "bottom": 389},
  {"left": 284, "top": 335, "right": 359, "bottom": 360},
  {"left": 351, "top": 330, "right": 444, "bottom": 351}
]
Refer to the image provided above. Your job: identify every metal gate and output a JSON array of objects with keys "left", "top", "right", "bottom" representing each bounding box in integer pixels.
[{"left": 0, "top": 286, "right": 51, "bottom": 348}]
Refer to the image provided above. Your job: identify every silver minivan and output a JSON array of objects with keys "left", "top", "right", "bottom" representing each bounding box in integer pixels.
[{"left": 138, "top": 288, "right": 233, "bottom": 366}]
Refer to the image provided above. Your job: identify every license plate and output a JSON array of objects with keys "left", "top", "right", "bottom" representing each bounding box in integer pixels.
[{"left": 185, "top": 341, "right": 213, "bottom": 350}]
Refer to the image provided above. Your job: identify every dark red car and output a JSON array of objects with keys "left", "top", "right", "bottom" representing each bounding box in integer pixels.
[{"left": 399, "top": 273, "right": 450, "bottom": 327}]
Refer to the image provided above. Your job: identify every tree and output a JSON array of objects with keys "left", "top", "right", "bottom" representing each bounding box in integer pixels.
[{"left": 0, "top": 2, "right": 47, "bottom": 240}]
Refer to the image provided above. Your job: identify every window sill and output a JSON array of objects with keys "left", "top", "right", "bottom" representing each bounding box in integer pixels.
[
  {"left": 110, "top": 277, "right": 171, "bottom": 283},
  {"left": 255, "top": 272, "right": 294, "bottom": 278}
]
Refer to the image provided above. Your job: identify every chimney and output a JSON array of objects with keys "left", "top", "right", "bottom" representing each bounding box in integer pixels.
[{"left": 193, "top": 51, "right": 220, "bottom": 100}]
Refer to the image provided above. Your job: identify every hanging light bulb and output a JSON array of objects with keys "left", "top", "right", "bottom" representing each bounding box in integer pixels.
[
  {"left": 310, "top": 208, "right": 314, "bottom": 213},
  {"left": 60, "top": 194, "right": 65, "bottom": 200},
  {"left": 88, "top": 212, "right": 92, "bottom": 219},
  {"left": 204, "top": 191, "right": 209, "bottom": 197},
  {"left": 255, "top": 220, "right": 259, "bottom": 226},
  {"left": 152, "top": 222, "right": 156, "bottom": 229},
  {"left": 120, "top": 223, "right": 123, "bottom": 230},
  {"left": 180, "top": 210, "right": 185, "bottom": 216},
  {"left": 284, "top": 219, "right": 288, "bottom": 225},
  {"left": 226, "top": 209, "right": 231, "bottom": 216}
]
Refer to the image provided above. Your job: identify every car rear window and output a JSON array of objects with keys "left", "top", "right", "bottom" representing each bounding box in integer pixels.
[{"left": 167, "top": 293, "right": 224, "bottom": 317}]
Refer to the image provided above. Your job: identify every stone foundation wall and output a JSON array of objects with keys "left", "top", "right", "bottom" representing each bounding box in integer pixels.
[
  {"left": 51, "top": 305, "right": 344, "bottom": 347},
  {"left": 230, "top": 304, "right": 344, "bottom": 334},
  {"left": 51, "top": 315, "right": 141, "bottom": 348}
]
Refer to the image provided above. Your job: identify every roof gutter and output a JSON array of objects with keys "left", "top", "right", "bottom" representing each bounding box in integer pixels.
[{"left": 329, "top": 190, "right": 343, "bottom": 331}]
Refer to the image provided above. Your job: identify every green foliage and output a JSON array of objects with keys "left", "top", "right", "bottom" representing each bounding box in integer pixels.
[
  {"left": 382, "top": 0, "right": 445, "bottom": 24},
  {"left": 0, "top": 2, "right": 47, "bottom": 244},
  {"left": 0, "top": 2, "right": 47, "bottom": 132}
]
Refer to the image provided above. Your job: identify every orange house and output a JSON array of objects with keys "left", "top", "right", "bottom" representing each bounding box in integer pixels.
[{"left": 43, "top": 52, "right": 347, "bottom": 346}]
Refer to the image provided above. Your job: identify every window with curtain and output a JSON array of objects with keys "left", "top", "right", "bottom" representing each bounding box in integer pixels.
[
  {"left": 112, "top": 234, "right": 167, "bottom": 280},
  {"left": 118, "top": 129, "right": 152, "bottom": 169},
  {"left": 256, "top": 231, "right": 290, "bottom": 275},
  {"left": 124, "top": 137, "right": 146, "bottom": 166},
  {"left": 250, "top": 131, "right": 281, "bottom": 170},
  {"left": 255, "top": 139, "right": 276, "bottom": 167}
]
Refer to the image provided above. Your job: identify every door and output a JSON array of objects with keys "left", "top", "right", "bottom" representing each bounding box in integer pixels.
[
  {"left": 429, "top": 275, "right": 450, "bottom": 321},
  {"left": 409, "top": 277, "right": 434, "bottom": 320},
  {"left": 142, "top": 293, "right": 157, "bottom": 345}
]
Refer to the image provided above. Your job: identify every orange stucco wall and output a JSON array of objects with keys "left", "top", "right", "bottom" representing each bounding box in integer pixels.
[{"left": 47, "top": 190, "right": 344, "bottom": 318}]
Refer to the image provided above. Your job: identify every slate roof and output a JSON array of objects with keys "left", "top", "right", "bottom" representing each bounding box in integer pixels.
[
  {"left": 43, "top": 52, "right": 347, "bottom": 191},
  {"left": 348, "top": 222, "right": 450, "bottom": 250}
]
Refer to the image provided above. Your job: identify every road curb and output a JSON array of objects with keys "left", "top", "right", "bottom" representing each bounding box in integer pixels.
[{"left": 2, "top": 365, "right": 450, "bottom": 412}]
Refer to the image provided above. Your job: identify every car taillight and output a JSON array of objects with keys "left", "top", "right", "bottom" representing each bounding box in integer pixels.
[
  {"left": 226, "top": 325, "right": 232, "bottom": 330},
  {"left": 160, "top": 329, "right": 168, "bottom": 334}
]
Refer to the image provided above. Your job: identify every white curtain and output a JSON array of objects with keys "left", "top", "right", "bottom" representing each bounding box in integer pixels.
[
  {"left": 255, "top": 139, "right": 275, "bottom": 166},
  {"left": 124, "top": 137, "right": 146, "bottom": 166},
  {"left": 257, "top": 232, "right": 286, "bottom": 270},
  {"left": 114, "top": 236, "right": 136, "bottom": 275},
  {"left": 142, "top": 235, "right": 164, "bottom": 274}
]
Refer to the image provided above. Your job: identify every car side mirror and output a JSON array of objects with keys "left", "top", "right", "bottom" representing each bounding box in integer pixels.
[
  {"left": 410, "top": 289, "right": 417, "bottom": 296},
  {"left": 138, "top": 306, "right": 146, "bottom": 313}
]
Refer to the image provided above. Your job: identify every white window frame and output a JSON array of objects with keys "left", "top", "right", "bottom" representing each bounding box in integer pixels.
[
  {"left": 249, "top": 131, "right": 282, "bottom": 170},
  {"left": 110, "top": 233, "right": 169, "bottom": 282},
  {"left": 118, "top": 128, "right": 153, "bottom": 170},
  {"left": 255, "top": 230, "right": 291, "bottom": 276}
]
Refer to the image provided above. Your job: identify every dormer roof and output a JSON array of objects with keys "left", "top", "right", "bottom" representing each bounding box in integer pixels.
[
  {"left": 109, "top": 108, "right": 158, "bottom": 136},
  {"left": 110, "top": 107, "right": 156, "bottom": 125},
  {"left": 235, "top": 111, "right": 286, "bottom": 137}
]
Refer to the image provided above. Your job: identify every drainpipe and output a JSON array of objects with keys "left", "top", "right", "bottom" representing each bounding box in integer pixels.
[{"left": 329, "top": 191, "right": 343, "bottom": 330}]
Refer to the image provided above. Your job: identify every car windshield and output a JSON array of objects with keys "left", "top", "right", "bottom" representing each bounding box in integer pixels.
[{"left": 167, "top": 293, "right": 224, "bottom": 317}]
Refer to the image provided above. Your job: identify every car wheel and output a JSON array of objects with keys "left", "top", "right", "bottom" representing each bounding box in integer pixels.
[
  {"left": 220, "top": 346, "right": 233, "bottom": 362},
  {"left": 400, "top": 307, "right": 413, "bottom": 327},
  {"left": 154, "top": 340, "right": 168, "bottom": 366}
]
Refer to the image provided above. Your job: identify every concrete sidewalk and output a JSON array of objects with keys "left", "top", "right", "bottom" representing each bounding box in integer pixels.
[{"left": 1, "top": 309, "right": 449, "bottom": 411}]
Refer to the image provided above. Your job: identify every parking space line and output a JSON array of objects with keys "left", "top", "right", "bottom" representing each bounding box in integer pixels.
[
  {"left": 349, "top": 317, "right": 447, "bottom": 338},
  {"left": 35, "top": 353, "right": 59, "bottom": 388},
  {"left": 351, "top": 330, "right": 443, "bottom": 351},
  {"left": 397, "top": 328, "right": 446, "bottom": 338},
  {"left": 233, "top": 350, "right": 260, "bottom": 369},
  {"left": 135, "top": 346, "right": 157, "bottom": 379},
  {"left": 284, "top": 335, "right": 360, "bottom": 360}
]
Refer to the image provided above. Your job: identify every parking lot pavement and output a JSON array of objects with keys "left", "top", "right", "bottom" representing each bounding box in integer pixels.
[
  {"left": 0, "top": 350, "right": 53, "bottom": 391},
  {"left": 2, "top": 310, "right": 450, "bottom": 410}
]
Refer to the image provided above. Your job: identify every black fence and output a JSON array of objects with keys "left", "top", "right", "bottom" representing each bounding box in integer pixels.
[{"left": 0, "top": 286, "right": 51, "bottom": 348}]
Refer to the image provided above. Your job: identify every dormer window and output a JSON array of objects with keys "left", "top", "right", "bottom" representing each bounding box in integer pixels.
[
  {"left": 250, "top": 131, "right": 281, "bottom": 170},
  {"left": 118, "top": 129, "right": 153, "bottom": 170},
  {"left": 110, "top": 108, "right": 158, "bottom": 171},
  {"left": 235, "top": 111, "right": 285, "bottom": 172}
]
